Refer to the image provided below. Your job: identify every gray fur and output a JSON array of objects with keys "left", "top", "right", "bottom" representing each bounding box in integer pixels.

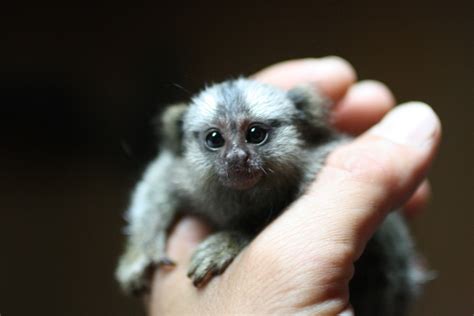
[{"left": 116, "top": 78, "right": 424, "bottom": 314}]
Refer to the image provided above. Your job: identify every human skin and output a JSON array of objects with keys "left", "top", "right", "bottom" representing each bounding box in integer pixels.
[{"left": 146, "top": 57, "right": 441, "bottom": 315}]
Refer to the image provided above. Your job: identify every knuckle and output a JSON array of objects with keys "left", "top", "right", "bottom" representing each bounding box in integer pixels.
[{"left": 319, "top": 242, "right": 357, "bottom": 270}]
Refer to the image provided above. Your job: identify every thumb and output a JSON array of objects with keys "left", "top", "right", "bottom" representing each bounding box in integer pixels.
[
  {"left": 153, "top": 216, "right": 212, "bottom": 285},
  {"left": 167, "top": 216, "right": 212, "bottom": 264},
  {"left": 148, "top": 216, "right": 211, "bottom": 314},
  {"left": 246, "top": 102, "right": 441, "bottom": 313}
]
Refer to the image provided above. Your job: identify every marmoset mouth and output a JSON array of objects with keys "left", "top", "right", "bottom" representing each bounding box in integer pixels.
[{"left": 220, "top": 170, "right": 262, "bottom": 190}]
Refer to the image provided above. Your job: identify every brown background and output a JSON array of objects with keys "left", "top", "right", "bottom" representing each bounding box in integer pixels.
[{"left": 1, "top": 1, "right": 472, "bottom": 315}]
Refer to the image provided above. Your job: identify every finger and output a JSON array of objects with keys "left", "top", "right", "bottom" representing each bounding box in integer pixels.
[
  {"left": 249, "top": 102, "right": 441, "bottom": 308},
  {"left": 252, "top": 56, "right": 357, "bottom": 101},
  {"left": 166, "top": 216, "right": 211, "bottom": 265},
  {"left": 331, "top": 80, "right": 396, "bottom": 135},
  {"left": 307, "top": 102, "right": 440, "bottom": 257},
  {"left": 253, "top": 59, "right": 396, "bottom": 135},
  {"left": 156, "top": 216, "right": 211, "bottom": 278},
  {"left": 403, "top": 180, "right": 431, "bottom": 219},
  {"left": 150, "top": 216, "right": 212, "bottom": 314}
]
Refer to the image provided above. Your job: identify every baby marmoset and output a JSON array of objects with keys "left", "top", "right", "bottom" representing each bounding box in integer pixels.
[{"left": 117, "top": 78, "right": 424, "bottom": 315}]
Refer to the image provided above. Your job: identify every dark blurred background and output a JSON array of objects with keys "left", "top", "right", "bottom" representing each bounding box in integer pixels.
[{"left": 1, "top": 1, "right": 472, "bottom": 315}]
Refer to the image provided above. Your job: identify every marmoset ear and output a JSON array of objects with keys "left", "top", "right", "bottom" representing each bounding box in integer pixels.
[
  {"left": 287, "top": 85, "right": 332, "bottom": 139},
  {"left": 155, "top": 103, "right": 188, "bottom": 155}
]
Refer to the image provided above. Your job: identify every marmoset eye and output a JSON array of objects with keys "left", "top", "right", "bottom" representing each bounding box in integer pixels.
[
  {"left": 205, "top": 130, "right": 225, "bottom": 149},
  {"left": 246, "top": 125, "right": 268, "bottom": 144}
]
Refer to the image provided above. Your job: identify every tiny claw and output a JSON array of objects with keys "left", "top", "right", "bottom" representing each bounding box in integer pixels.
[
  {"left": 158, "top": 257, "right": 176, "bottom": 267},
  {"left": 190, "top": 270, "right": 212, "bottom": 288},
  {"left": 192, "top": 275, "right": 207, "bottom": 288}
]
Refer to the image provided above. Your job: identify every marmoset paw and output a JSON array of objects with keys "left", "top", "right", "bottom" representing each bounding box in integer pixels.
[
  {"left": 187, "top": 231, "right": 249, "bottom": 287},
  {"left": 187, "top": 246, "right": 236, "bottom": 287}
]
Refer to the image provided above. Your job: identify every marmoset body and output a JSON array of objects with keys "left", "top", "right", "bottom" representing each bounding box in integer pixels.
[{"left": 117, "top": 78, "right": 423, "bottom": 315}]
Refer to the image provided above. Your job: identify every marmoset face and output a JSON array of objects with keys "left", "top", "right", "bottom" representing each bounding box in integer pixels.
[{"left": 182, "top": 79, "right": 306, "bottom": 190}]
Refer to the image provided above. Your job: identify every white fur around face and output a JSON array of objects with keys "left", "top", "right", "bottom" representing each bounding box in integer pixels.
[
  {"left": 239, "top": 80, "right": 295, "bottom": 121},
  {"left": 185, "top": 87, "right": 220, "bottom": 132},
  {"left": 194, "top": 88, "right": 219, "bottom": 116},
  {"left": 184, "top": 79, "right": 297, "bottom": 133}
]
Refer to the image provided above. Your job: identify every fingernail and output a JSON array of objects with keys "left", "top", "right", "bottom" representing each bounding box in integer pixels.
[
  {"left": 370, "top": 102, "right": 439, "bottom": 149},
  {"left": 351, "top": 80, "right": 395, "bottom": 105},
  {"left": 314, "top": 56, "right": 356, "bottom": 81},
  {"left": 304, "top": 56, "right": 357, "bottom": 100},
  {"left": 338, "top": 308, "right": 354, "bottom": 316}
]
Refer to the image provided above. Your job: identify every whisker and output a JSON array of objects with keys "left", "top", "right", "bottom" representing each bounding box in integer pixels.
[{"left": 169, "top": 82, "right": 192, "bottom": 95}]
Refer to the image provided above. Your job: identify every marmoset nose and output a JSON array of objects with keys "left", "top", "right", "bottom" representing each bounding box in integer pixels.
[{"left": 225, "top": 147, "right": 249, "bottom": 165}]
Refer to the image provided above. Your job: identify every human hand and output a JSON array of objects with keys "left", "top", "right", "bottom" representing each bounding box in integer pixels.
[{"left": 147, "top": 57, "right": 441, "bottom": 315}]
